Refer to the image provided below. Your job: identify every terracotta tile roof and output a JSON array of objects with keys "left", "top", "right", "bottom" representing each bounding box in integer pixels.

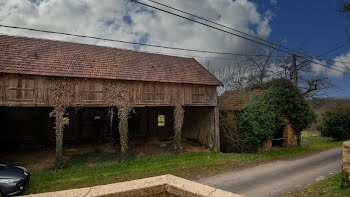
[
  {"left": 0, "top": 35, "right": 222, "bottom": 86},
  {"left": 218, "top": 89, "right": 264, "bottom": 111}
]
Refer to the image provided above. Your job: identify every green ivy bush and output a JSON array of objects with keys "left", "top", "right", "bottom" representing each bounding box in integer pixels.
[
  {"left": 220, "top": 78, "right": 316, "bottom": 153},
  {"left": 235, "top": 94, "right": 282, "bottom": 152},
  {"left": 320, "top": 109, "right": 350, "bottom": 141}
]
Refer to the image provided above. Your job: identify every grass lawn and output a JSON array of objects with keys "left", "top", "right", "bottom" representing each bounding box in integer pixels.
[
  {"left": 25, "top": 135, "right": 343, "bottom": 195},
  {"left": 285, "top": 172, "right": 350, "bottom": 197}
]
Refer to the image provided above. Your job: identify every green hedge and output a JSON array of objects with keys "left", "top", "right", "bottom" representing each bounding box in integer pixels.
[{"left": 320, "top": 109, "right": 350, "bottom": 141}]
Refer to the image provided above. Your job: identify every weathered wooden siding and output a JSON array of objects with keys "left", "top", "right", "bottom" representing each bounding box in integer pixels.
[{"left": 0, "top": 74, "right": 217, "bottom": 107}]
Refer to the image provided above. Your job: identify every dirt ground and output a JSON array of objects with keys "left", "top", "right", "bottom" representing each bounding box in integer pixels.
[{"left": 0, "top": 138, "right": 209, "bottom": 172}]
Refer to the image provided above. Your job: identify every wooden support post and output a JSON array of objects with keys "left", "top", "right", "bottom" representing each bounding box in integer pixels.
[
  {"left": 214, "top": 107, "right": 220, "bottom": 152},
  {"left": 174, "top": 105, "right": 184, "bottom": 152}
]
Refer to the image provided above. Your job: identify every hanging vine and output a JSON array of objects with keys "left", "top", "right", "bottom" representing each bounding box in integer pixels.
[
  {"left": 105, "top": 81, "right": 132, "bottom": 155},
  {"left": 47, "top": 79, "right": 76, "bottom": 169},
  {"left": 118, "top": 105, "right": 132, "bottom": 155},
  {"left": 107, "top": 107, "right": 115, "bottom": 134}
]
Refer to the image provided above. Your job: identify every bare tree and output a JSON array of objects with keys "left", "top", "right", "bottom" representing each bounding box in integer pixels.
[
  {"left": 206, "top": 59, "right": 257, "bottom": 92},
  {"left": 244, "top": 49, "right": 274, "bottom": 84},
  {"left": 271, "top": 52, "right": 337, "bottom": 97},
  {"left": 205, "top": 45, "right": 336, "bottom": 97}
]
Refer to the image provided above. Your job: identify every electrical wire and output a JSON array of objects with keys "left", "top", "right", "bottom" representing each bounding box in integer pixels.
[
  {"left": 130, "top": 0, "right": 294, "bottom": 55},
  {"left": 131, "top": 0, "right": 350, "bottom": 76},
  {"left": 143, "top": 0, "right": 305, "bottom": 56},
  {"left": 144, "top": 0, "right": 350, "bottom": 65},
  {"left": 0, "top": 24, "right": 270, "bottom": 58}
]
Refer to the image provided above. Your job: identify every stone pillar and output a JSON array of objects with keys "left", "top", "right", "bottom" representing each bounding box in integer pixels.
[
  {"left": 343, "top": 141, "right": 350, "bottom": 176},
  {"left": 259, "top": 140, "right": 272, "bottom": 152},
  {"left": 282, "top": 117, "right": 298, "bottom": 147}
]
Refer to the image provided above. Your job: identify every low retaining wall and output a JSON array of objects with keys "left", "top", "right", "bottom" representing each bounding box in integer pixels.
[
  {"left": 24, "top": 174, "right": 243, "bottom": 197},
  {"left": 343, "top": 141, "right": 350, "bottom": 175}
]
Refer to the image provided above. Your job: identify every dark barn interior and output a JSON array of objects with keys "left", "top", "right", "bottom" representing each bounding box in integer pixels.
[
  {"left": 0, "top": 106, "right": 218, "bottom": 153},
  {"left": 0, "top": 106, "right": 180, "bottom": 153}
]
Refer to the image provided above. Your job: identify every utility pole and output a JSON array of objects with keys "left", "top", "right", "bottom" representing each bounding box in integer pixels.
[{"left": 293, "top": 54, "right": 298, "bottom": 88}]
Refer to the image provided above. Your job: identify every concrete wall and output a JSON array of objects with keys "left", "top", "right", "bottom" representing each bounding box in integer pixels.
[
  {"left": 182, "top": 106, "right": 219, "bottom": 151},
  {"left": 24, "top": 175, "right": 242, "bottom": 197}
]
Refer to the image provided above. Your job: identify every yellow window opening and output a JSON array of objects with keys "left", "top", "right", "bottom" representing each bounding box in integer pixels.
[{"left": 158, "top": 115, "right": 165, "bottom": 126}]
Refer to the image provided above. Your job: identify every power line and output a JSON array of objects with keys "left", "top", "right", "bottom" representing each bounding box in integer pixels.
[
  {"left": 1, "top": 23, "right": 349, "bottom": 75},
  {"left": 276, "top": 55, "right": 350, "bottom": 70},
  {"left": 132, "top": 0, "right": 350, "bottom": 76},
  {"left": 317, "top": 41, "right": 350, "bottom": 57},
  {"left": 130, "top": 0, "right": 294, "bottom": 55},
  {"left": 289, "top": 42, "right": 350, "bottom": 70},
  {"left": 0, "top": 24, "right": 269, "bottom": 58},
  {"left": 2, "top": 23, "right": 349, "bottom": 65},
  {"left": 297, "top": 55, "right": 350, "bottom": 76},
  {"left": 145, "top": 0, "right": 350, "bottom": 66},
  {"left": 0, "top": 1, "right": 347, "bottom": 71},
  {"left": 308, "top": 41, "right": 350, "bottom": 67},
  {"left": 1, "top": 23, "right": 348, "bottom": 75},
  {"left": 150, "top": 0, "right": 350, "bottom": 69},
  {"left": 272, "top": 54, "right": 350, "bottom": 65},
  {"left": 135, "top": 49, "right": 254, "bottom": 61},
  {"left": 144, "top": 0, "right": 304, "bottom": 56}
]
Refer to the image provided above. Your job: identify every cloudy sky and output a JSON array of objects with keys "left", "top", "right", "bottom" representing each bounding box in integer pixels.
[
  {"left": 0, "top": 0, "right": 350, "bottom": 97},
  {"left": 0, "top": 0, "right": 271, "bottom": 54}
]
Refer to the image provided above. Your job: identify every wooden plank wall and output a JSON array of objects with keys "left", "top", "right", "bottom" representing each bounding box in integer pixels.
[{"left": 0, "top": 74, "right": 217, "bottom": 107}]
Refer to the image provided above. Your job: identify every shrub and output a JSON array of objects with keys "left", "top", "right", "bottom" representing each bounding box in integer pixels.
[
  {"left": 220, "top": 78, "right": 316, "bottom": 153},
  {"left": 320, "top": 109, "right": 350, "bottom": 141},
  {"left": 235, "top": 95, "right": 282, "bottom": 152},
  {"left": 341, "top": 170, "right": 350, "bottom": 189}
]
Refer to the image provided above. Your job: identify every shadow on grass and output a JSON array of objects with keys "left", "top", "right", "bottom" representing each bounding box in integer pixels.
[{"left": 67, "top": 149, "right": 137, "bottom": 167}]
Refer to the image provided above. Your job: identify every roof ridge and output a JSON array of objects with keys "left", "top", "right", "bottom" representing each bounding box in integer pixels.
[{"left": 0, "top": 34, "right": 193, "bottom": 60}]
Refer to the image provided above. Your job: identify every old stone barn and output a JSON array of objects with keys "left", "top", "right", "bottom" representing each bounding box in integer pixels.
[
  {"left": 0, "top": 35, "right": 222, "bottom": 158},
  {"left": 219, "top": 89, "right": 298, "bottom": 152}
]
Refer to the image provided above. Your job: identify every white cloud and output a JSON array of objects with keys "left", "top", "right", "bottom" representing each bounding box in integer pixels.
[
  {"left": 311, "top": 59, "right": 327, "bottom": 75},
  {"left": 310, "top": 52, "right": 350, "bottom": 79},
  {"left": 270, "top": 0, "right": 277, "bottom": 5},
  {"left": 328, "top": 52, "right": 350, "bottom": 79},
  {"left": 0, "top": 0, "right": 273, "bottom": 79}
]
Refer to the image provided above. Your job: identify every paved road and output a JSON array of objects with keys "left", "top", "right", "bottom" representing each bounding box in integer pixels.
[{"left": 198, "top": 147, "right": 342, "bottom": 197}]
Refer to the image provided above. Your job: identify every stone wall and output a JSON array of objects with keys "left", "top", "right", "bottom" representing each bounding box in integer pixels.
[
  {"left": 259, "top": 140, "right": 272, "bottom": 152},
  {"left": 282, "top": 117, "right": 298, "bottom": 147},
  {"left": 343, "top": 141, "right": 350, "bottom": 175}
]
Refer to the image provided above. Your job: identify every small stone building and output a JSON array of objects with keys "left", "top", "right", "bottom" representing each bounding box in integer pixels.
[
  {"left": 0, "top": 35, "right": 222, "bottom": 153},
  {"left": 219, "top": 89, "right": 298, "bottom": 152}
]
